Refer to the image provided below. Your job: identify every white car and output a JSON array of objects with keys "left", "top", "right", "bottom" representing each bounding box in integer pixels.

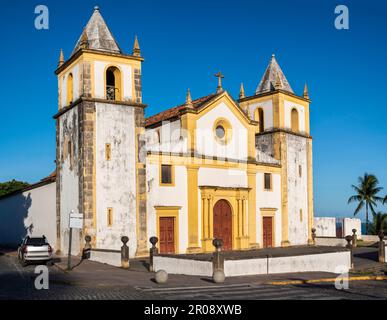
[{"left": 18, "top": 236, "right": 53, "bottom": 267}]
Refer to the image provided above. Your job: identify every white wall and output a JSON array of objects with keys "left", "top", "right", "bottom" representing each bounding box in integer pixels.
[
  {"left": 59, "top": 107, "right": 81, "bottom": 255},
  {"left": 0, "top": 182, "right": 57, "bottom": 249},
  {"left": 284, "top": 100, "right": 306, "bottom": 132},
  {"left": 94, "top": 61, "right": 133, "bottom": 101},
  {"left": 95, "top": 102, "right": 137, "bottom": 257},
  {"left": 146, "top": 163, "right": 188, "bottom": 253},
  {"left": 286, "top": 134, "right": 309, "bottom": 245},
  {"left": 314, "top": 217, "right": 337, "bottom": 237},
  {"left": 198, "top": 168, "right": 247, "bottom": 188},
  {"left": 343, "top": 218, "right": 362, "bottom": 239},
  {"left": 256, "top": 173, "right": 282, "bottom": 246},
  {"left": 196, "top": 102, "right": 248, "bottom": 160}
]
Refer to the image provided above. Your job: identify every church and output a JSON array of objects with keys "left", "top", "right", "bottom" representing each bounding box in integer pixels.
[{"left": 0, "top": 7, "right": 314, "bottom": 258}]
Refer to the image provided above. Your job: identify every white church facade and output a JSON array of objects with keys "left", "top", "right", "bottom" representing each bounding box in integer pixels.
[{"left": 0, "top": 8, "right": 314, "bottom": 258}]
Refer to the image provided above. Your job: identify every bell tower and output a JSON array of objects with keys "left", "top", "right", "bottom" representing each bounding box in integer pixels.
[
  {"left": 239, "top": 55, "right": 314, "bottom": 247},
  {"left": 54, "top": 7, "right": 148, "bottom": 257}
]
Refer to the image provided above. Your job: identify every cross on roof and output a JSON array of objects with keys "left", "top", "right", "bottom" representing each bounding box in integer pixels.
[{"left": 214, "top": 71, "right": 225, "bottom": 93}]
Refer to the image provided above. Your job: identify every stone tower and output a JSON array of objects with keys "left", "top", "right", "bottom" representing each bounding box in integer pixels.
[
  {"left": 54, "top": 7, "right": 147, "bottom": 257},
  {"left": 239, "top": 55, "right": 314, "bottom": 246}
]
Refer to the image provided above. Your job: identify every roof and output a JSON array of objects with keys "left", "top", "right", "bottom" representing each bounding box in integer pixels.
[
  {"left": 145, "top": 93, "right": 218, "bottom": 127},
  {"left": 256, "top": 55, "right": 294, "bottom": 95},
  {"left": 71, "top": 7, "right": 121, "bottom": 56}
]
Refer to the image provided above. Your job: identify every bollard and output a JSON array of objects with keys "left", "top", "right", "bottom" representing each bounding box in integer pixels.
[
  {"left": 149, "top": 237, "right": 159, "bottom": 272},
  {"left": 311, "top": 228, "right": 317, "bottom": 246},
  {"left": 378, "top": 231, "right": 385, "bottom": 263},
  {"left": 345, "top": 235, "right": 354, "bottom": 270},
  {"left": 82, "top": 235, "right": 92, "bottom": 260},
  {"left": 352, "top": 229, "right": 357, "bottom": 248},
  {"left": 212, "top": 239, "right": 225, "bottom": 283},
  {"left": 121, "top": 236, "right": 130, "bottom": 269}
]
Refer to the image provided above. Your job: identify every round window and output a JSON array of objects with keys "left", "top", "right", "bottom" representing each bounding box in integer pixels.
[{"left": 215, "top": 125, "right": 226, "bottom": 140}]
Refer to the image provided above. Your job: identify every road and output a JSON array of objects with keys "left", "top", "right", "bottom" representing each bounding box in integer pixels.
[{"left": 0, "top": 252, "right": 386, "bottom": 300}]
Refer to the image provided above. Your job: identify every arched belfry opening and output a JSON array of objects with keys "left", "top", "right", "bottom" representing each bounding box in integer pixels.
[
  {"left": 67, "top": 73, "right": 74, "bottom": 105},
  {"left": 106, "top": 66, "right": 121, "bottom": 101},
  {"left": 254, "top": 108, "right": 265, "bottom": 133},
  {"left": 291, "top": 108, "right": 299, "bottom": 132}
]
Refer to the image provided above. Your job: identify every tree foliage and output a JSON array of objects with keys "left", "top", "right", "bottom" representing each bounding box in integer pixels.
[{"left": 0, "top": 180, "right": 29, "bottom": 197}]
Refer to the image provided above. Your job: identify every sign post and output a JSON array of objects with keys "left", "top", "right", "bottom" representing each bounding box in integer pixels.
[{"left": 67, "top": 211, "right": 84, "bottom": 271}]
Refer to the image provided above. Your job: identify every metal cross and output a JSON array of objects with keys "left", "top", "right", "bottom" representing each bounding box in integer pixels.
[{"left": 214, "top": 71, "right": 225, "bottom": 93}]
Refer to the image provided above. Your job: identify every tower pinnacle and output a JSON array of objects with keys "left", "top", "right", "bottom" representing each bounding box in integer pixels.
[{"left": 133, "top": 35, "right": 141, "bottom": 57}]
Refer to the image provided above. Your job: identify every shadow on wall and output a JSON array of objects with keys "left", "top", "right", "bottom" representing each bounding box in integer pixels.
[{"left": 0, "top": 193, "right": 32, "bottom": 247}]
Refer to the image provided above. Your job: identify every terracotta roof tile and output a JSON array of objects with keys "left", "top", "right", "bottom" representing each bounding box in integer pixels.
[{"left": 145, "top": 93, "right": 217, "bottom": 127}]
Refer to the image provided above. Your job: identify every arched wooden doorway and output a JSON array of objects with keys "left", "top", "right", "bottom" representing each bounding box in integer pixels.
[{"left": 213, "top": 200, "right": 233, "bottom": 251}]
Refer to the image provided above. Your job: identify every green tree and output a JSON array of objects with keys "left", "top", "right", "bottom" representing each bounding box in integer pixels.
[
  {"left": 368, "top": 212, "right": 387, "bottom": 235},
  {"left": 347, "top": 173, "right": 383, "bottom": 234},
  {"left": 0, "top": 180, "right": 29, "bottom": 197}
]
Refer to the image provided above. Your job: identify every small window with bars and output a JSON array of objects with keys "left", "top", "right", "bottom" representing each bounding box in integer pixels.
[
  {"left": 106, "top": 143, "right": 111, "bottom": 161},
  {"left": 264, "top": 173, "right": 272, "bottom": 191},
  {"left": 161, "top": 165, "right": 173, "bottom": 185}
]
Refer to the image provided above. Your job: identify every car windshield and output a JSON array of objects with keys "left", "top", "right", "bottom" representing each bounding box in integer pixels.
[{"left": 26, "top": 238, "right": 47, "bottom": 246}]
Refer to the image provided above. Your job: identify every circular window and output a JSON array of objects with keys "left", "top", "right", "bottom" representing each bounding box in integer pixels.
[{"left": 215, "top": 125, "right": 226, "bottom": 140}]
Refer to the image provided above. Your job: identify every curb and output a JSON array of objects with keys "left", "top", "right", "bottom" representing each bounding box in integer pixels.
[{"left": 268, "top": 275, "right": 387, "bottom": 286}]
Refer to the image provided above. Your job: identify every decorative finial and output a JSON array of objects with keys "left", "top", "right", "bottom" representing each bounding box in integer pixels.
[
  {"left": 80, "top": 28, "right": 89, "bottom": 49},
  {"left": 94, "top": 6, "right": 100, "bottom": 11},
  {"left": 185, "top": 88, "right": 193, "bottom": 108},
  {"left": 272, "top": 53, "right": 276, "bottom": 58},
  {"left": 214, "top": 71, "right": 225, "bottom": 94},
  {"left": 274, "top": 72, "right": 282, "bottom": 90},
  {"left": 133, "top": 35, "right": 141, "bottom": 57},
  {"left": 239, "top": 83, "right": 245, "bottom": 99},
  {"left": 303, "top": 83, "right": 310, "bottom": 99},
  {"left": 58, "top": 49, "right": 65, "bottom": 67}
]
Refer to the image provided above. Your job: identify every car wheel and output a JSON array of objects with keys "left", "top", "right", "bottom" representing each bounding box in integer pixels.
[{"left": 20, "top": 257, "right": 28, "bottom": 267}]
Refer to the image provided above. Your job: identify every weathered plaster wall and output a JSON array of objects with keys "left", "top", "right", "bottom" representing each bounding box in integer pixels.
[
  {"left": 94, "top": 61, "right": 133, "bottom": 101},
  {"left": 59, "top": 107, "right": 81, "bottom": 255},
  {"left": 196, "top": 102, "right": 248, "bottom": 160},
  {"left": 146, "top": 163, "right": 188, "bottom": 253},
  {"left": 286, "top": 134, "right": 308, "bottom": 245},
  {"left": 314, "top": 217, "right": 337, "bottom": 237},
  {"left": 0, "top": 182, "right": 56, "bottom": 248},
  {"left": 256, "top": 173, "right": 282, "bottom": 246},
  {"left": 95, "top": 103, "right": 137, "bottom": 256},
  {"left": 284, "top": 100, "right": 306, "bottom": 132}
]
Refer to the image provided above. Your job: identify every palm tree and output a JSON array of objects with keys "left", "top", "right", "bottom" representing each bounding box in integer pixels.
[
  {"left": 368, "top": 212, "right": 387, "bottom": 235},
  {"left": 348, "top": 173, "right": 383, "bottom": 234}
]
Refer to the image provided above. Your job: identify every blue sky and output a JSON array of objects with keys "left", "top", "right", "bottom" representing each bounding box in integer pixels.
[{"left": 0, "top": 0, "right": 386, "bottom": 219}]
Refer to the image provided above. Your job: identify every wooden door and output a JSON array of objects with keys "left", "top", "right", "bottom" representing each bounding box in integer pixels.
[
  {"left": 213, "top": 200, "right": 232, "bottom": 251},
  {"left": 159, "top": 217, "right": 175, "bottom": 254},
  {"left": 263, "top": 217, "right": 273, "bottom": 248}
]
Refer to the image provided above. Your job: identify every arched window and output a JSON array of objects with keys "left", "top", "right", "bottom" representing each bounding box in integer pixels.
[
  {"left": 291, "top": 108, "right": 299, "bottom": 132},
  {"left": 67, "top": 73, "right": 73, "bottom": 105},
  {"left": 106, "top": 66, "right": 121, "bottom": 101},
  {"left": 254, "top": 108, "right": 265, "bottom": 133}
]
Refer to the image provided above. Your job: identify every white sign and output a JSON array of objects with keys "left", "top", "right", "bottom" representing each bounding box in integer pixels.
[{"left": 69, "top": 212, "right": 84, "bottom": 229}]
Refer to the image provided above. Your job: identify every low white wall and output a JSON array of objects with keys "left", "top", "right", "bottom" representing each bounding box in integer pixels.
[
  {"left": 153, "top": 256, "right": 213, "bottom": 277},
  {"left": 224, "top": 258, "right": 267, "bottom": 277},
  {"left": 362, "top": 235, "right": 383, "bottom": 243},
  {"left": 90, "top": 250, "right": 121, "bottom": 267},
  {"left": 343, "top": 218, "right": 362, "bottom": 239},
  {"left": 154, "top": 251, "right": 351, "bottom": 277},
  {"left": 0, "top": 181, "right": 57, "bottom": 249},
  {"left": 268, "top": 251, "right": 351, "bottom": 274},
  {"left": 314, "top": 217, "right": 336, "bottom": 237},
  {"left": 315, "top": 237, "right": 347, "bottom": 247}
]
